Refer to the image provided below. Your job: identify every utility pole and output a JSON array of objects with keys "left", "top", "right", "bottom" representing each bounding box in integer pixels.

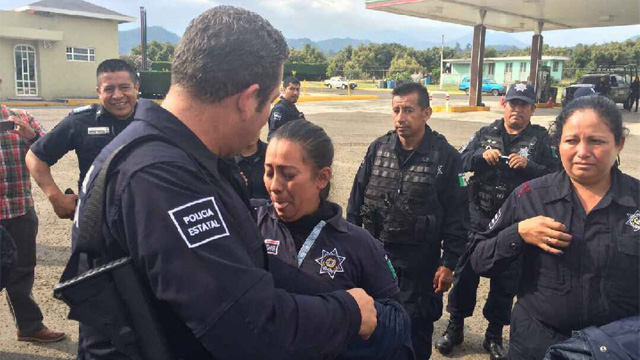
[
  {"left": 440, "top": 34, "right": 444, "bottom": 90},
  {"left": 140, "top": 7, "right": 148, "bottom": 71}
]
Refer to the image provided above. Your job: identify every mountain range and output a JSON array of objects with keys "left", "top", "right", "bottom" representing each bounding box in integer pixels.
[
  {"left": 119, "top": 26, "right": 640, "bottom": 55},
  {"left": 119, "top": 26, "right": 181, "bottom": 54}
]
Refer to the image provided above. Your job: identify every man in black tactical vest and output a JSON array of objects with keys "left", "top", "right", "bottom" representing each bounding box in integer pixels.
[
  {"left": 347, "top": 82, "right": 469, "bottom": 360},
  {"left": 436, "top": 83, "right": 559, "bottom": 360}
]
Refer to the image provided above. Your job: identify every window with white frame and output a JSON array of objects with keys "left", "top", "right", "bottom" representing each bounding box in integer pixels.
[{"left": 66, "top": 47, "right": 95, "bottom": 62}]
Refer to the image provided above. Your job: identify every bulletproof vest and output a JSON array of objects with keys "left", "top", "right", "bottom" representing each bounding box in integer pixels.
[
  {"left": 362, "top": 134, "right": 440, "bottom": 245},
  {"left": 471, "top": 124, "right": 542, "bottom": 215}
]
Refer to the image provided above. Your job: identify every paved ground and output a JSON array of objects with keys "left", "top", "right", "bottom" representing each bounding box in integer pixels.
[{"left": 0, "top": 98, "right": 638, "bottom": 360}]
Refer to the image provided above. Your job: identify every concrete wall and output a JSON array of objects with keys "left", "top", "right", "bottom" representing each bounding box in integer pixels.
[{"left": 0, "top": 11, "right": 119, "bottom": 100}]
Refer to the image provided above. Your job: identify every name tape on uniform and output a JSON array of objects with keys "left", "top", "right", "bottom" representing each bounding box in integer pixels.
[
  {"left": 264, "top": 239, "right": 280, "bottom": 255},
  {"left": 168, "top": 197, "right": 230, "bottom": 248},
  {"left": 87, "top": 127, "right": 110, "bottom": 135}
]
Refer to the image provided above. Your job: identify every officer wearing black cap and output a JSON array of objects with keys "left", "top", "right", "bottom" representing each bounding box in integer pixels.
[
  {"left": 70, "top": 6, "right": 377, "bottom": 359},
  {"left": 348, "top": 82, "right": 468, "bottom": 360},
  {"left": 26, "top": 59, "right": 138, "bottom": 219},
  {"left": 436, "top": 83, "right": 559, "bottom": 359},
  {"left": 268, "top": 76, "right": 304, "bottom": 140},
  {"left": 471, "top": 95, "right": 638, "bottom": 360},
  {"left": 572, "top": 86, "right": 597, "bottom": 100}
]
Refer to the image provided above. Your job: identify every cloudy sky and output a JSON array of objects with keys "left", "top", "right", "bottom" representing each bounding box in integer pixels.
[{"left": 3, "top": 0, "right": 640, "bottom": 47}]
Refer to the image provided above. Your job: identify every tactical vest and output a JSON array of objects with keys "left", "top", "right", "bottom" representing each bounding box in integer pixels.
[
  {"left": 470, "top": 124, "right": 543, "bottom": 215},
  {"left": 362, "top": 134, "right": 440, "bottom": 245}
]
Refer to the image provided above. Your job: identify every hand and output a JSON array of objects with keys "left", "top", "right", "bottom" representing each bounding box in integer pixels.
[
  {"left": 346, "top": 288, "right": 377, "bottom": 340},
  {"left": 508, "top": 153, "right": 528, "bottom": 169},
  {"left": 433, "top": 266, "right": 453, "bottom": 294},
  {"left": 49, "top": 192, "right": 78, "bottom": 220},
  {"left": 518, "top": 216, "right": 572, "bottom": 255},
  {"left": 482, "top": 149, "right": 502, "bottom": 166},
  {"left": 8, "top": 116, "right": 36, "bottom": 140}
]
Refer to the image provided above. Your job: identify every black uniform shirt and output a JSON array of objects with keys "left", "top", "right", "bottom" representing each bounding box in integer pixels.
[
  {"left": 460, "top": 119, "right": 558, "bottom": 180},
  {"left": 471, "top": 169, "right": 640, "bottom": 333},
  {"left": 234, "top": 140, "right": 269, "bottom": 200},
  {"left": 347, "top": 126, "right": 468, "bottom": 270},
  {"left": 268, "top": 97, "right": 303, "bottom": 140},
  {"left": 72, "top": 99, "right": 361, "bottom": 360},
  {"left": 254, "top": 200, "right": 400, "bottom": 299},
  {"left": 30, "top": 104, "right": 133, "bottom": 189}
]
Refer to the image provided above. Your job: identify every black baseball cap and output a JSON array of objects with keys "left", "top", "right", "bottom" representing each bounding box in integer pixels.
[
  {"left": 505, "top": 83, "right": 536, "bottom": 105},
  {"left": 573, "top": 87, "right": 597, "bottom": 99}
]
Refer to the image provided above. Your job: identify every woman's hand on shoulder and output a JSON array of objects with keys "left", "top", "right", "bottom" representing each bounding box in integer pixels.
[{"left": 517, "top": 216, "right": 572, "bottom": 255}]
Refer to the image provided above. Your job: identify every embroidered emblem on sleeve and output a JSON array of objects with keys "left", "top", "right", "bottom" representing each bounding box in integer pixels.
[
  {"left": 315, "top": 248, "right": 345, "bottom": 279},
  {"left": 168, "top": 197, "right": 230, "bottom": 248}
]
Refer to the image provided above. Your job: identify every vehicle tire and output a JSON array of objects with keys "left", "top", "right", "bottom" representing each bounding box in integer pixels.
[
  {"left": 342, "top": 84, "right": 347, "bottom": 90},
  {"left": 465, "top": 88, "right": 469, "bottom": 96},
  {"left": 328, "top": 84, "right": 332, "bottom": 89},
  {"left": 492, "top": 89, "right": 500, "bottom": 96}
]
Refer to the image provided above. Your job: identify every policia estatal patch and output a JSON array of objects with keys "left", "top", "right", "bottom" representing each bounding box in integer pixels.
[{"left": 169, "top": 197, "right": 230, "bottom": 248}]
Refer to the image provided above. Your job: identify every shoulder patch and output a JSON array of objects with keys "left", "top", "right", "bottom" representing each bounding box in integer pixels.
[
  {"left": 272, "top": 111, "right": 282, "bottom": 121},
  {"left": 69, "top": 104, "right": 96, "bottom": 115},
  {"left": 264, "top": 239, "right": 280, "bottom": 255},
  {"left": 168, "top": 197, "right": 230, "bottom": 248}
]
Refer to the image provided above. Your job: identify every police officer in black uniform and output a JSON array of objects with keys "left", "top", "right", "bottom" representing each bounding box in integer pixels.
[
  {"left": 235, "top": 133, "right": 269, "bottom": 199},
  {"left": 70, "top": 7, "right": 377, "bottom": 359},
  {"left": 26, "top": 59, "right": 138, "bottom": 219},
  {"left": 437, "top": 83, "right": 559, "bottom": 359},
  {"left": 347, "top": 82, "right": 468, "bottom": 360},
  {"left": 268, "top": 76, "right": 304, "bottom": 140},
  {"left": 471, "top": 95, "right": 639, "bottom": 360}
]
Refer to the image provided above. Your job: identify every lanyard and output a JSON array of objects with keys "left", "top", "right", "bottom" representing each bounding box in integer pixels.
[{"left": 297, "top": 220, "right": 327, "bottom": 267}]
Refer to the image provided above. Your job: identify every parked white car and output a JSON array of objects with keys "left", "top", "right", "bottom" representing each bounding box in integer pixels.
[{"left": 324, "top": 77, "right": 357, "bottom": 90}]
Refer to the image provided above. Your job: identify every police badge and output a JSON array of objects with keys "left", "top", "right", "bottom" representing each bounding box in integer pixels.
[
  {"left": 626, "top": 210, "right": 640, "bottom": 232},
  {"left": 315, "top": 248, "right": 345, "bottom": 279}
]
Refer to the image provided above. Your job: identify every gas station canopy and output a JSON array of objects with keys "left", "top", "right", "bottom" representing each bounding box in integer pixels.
[{"left": 365, "top": 0, "right": 640, "bottom": 33}]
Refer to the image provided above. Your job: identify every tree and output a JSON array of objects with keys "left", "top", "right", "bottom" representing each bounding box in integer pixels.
[
  {"left": 326, "top": 45, "right": 353, "bottom": 76},
  {"left": 289, "top": 44, "right": 328, "bottom": 64},
  {"left": 389, "top": 53, "right": 422, "bottom": 74},
  {"left": 484, "top": 47, "right": 498, "bottom": 58},
  {"left": 130, "top": 41, "right": 176, "bottom": 61}
]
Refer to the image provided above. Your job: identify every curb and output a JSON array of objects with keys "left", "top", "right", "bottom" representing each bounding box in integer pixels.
[
  {"left": 297, "top": 95, "right": 379, "bottom": 102},
  {"left": 431, "top": 105, "right": 491, "bottom": 113}
]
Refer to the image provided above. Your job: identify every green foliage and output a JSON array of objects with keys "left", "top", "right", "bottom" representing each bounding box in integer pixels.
[
  {"left": 150, "top": 61, "right": 171, "bottom": 72},
  {"left": 283, "top": 62, "right": 328, "bottom": 81},
  {"left": 130, "top": 41, "right": 176, "bottom": 62},
  {"left": 119, "top": 54, "right": 150, "bottom": 72},
  {"left": 313, "top": 38, "right": 640, "bottom": 82},
  {"left": 390, "top": 71, "right": 412, "bottom": 82},
  {"left": 289, "top": 44, "right": 328, "bottom": 64}
]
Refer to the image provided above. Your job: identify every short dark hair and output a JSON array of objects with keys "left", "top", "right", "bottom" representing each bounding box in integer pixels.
[
  {"left": 271, "top": 120, "right": 334, "bottom": 201},
  {"left": 283, "top": 76, "right": 300, "bottom": 87},
  {"left": 171, "top": 6, "right": 289, "bottom": 109},
  {"left": 96, "top": 59, "right": 138, "bottom": 85},
  {"left": 392, "top": 82, "right": 430, "bottom": 109},
  {"left": 551, "top": 95, "right": 628, "bottom": 146}
]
